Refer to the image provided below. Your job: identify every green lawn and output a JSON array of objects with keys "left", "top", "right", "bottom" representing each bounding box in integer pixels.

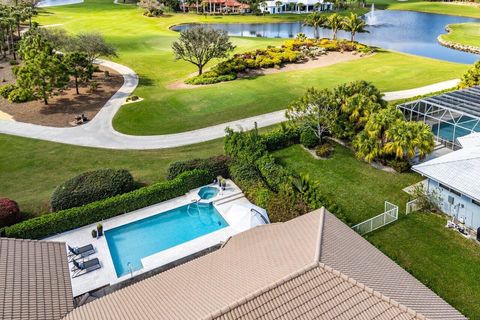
[
  {"left": 0, "top": 134, "right": 224, "bottom": 215},
  {"left": 35, "top": 0, "right": 467, "bottom": 135},
  {"left": 369, "top": 0, "right": 480, "bottom": 18},
  {"left": 367, "top": 213, "right": 480, "bottom": 319},
  {"left": 441, "top": 23, "right": 480, "bottom": 48},
  {"left": 273, "top": 143, "right": 421, "bottom": 224}
]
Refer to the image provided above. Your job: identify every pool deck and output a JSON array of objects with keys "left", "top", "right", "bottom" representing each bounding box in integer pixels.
[{"left": 46, "top": 180, "right": 257, "bottom": 297}]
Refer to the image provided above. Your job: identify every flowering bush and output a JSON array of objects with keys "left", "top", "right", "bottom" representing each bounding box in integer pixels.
[
  {"left": 186, "top": 37, "right": 372, "bottom": 85},
  {"left": 0, "top": 198, "right": 20, "bottom": 227}
]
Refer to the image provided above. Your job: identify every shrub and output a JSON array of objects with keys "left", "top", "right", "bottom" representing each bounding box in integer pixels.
[
  {"left": 300, "top": 129, "right": 318, "bottom": 149},
  {"left": 386, "top": 158, "right": 411, "bottom": 173},
  {"left": 5, "top": 170, "right": 212, "bottom": 239},
  {"left": 50, "top": 169, "right": 137, "bottom": 211},
  {"left": 167, "top": 155, "right": 230, "bottom": 180},
  {"left": 0, "top": 84, "right": 16, "bottom": 99},
  {"left": 261, "top": 126, "right": 301, "bottom": 151},
  {"left": 8, "top": 87, "right": 32, "bottom": 103},
  {"left": 257, "top": 155, "right": 292, "bottom": 192},
  {"left": 459, "top": 60, "right": 480, "bottom": 88},
  {"left": 0, "top": 198, "right": 20, "bottom": 227},
  {"left": 315, "top": 143, "right": 332, "bottom": 158},
  {"left": 185, "top": 71, "right": 236, "bottom": 85}
]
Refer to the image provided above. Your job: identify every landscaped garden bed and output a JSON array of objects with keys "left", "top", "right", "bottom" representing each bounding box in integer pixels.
[
  {"left": 0, "top": 60, "right": 123, "bottom": 127},
  {"left": 185, "top": 37, "right": 374, "bottom": 85}
]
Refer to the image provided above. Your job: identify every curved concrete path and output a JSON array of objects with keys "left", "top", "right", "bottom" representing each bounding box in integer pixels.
[{"left": 0, "top": 59, "right": 460, "bottom": 150}]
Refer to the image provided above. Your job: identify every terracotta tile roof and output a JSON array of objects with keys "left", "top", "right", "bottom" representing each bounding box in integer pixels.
[
  {"left": 63, "top": 209, "right": 465, "bottom": 320},
  {"left": 0, "top": 238, "right": 74, "bottom": 320},
  {"left": 319, "top": 211, "right": 466, "bottom": 320}
]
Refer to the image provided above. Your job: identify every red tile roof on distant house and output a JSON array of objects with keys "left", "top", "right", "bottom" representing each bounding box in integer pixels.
[{"left": 63, "top": 208, "right": 465, "bottom": 320}]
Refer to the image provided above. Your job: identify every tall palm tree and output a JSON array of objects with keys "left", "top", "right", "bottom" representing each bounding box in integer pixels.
[
  {"left": 297, "top": 2, "right": 304, "bottom": 13},
  {"left": 326, "top": 13, "right": 342, "bottom": 40},
  {"left": 342, "top": 12, "right": 368, "bottom": 42},
  {"left": 303, "top": 12, "right": 327, "bottom": 39}
]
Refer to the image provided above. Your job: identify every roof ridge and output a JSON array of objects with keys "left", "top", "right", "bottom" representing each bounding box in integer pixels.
[
  {"left": 202, "top": 209, "right": 329, "bottom": 320},
  {"left": 414, "top": 148, "right": 480, "bottom": 168},
  {"left": 317, "top": 262, "right": 428, "bottom": 320},
  {"left": 314, "top": 207, "right": 326, "bottom": 262},
  {"left": 202, "top": 261, "right": 320, "bottom": 320}
]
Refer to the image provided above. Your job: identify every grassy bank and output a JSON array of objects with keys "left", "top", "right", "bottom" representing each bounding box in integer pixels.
[
  {"left": 35, "top": 0, "right": 467, "bottom": 135},
  {"left": 273, "top": 143, "right": 421, "bottom": 224},
  {"left": 370, "top": 0, "right": 480, "bottom": 18},
  {"left": 441, "top": 23, "right": 480, "bottom": 48}
]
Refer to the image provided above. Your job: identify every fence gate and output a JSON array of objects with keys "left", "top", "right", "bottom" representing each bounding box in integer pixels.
[{"left": 352, "top": 201, "right": 399, "bottom": 235}]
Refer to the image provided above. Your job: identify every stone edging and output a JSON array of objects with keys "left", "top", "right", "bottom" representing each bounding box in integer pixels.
[{"left": 437, "top": 24, "right": 480, "bottom": 55}]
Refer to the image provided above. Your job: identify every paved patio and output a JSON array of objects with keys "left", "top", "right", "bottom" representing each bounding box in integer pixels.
[{"left": 46, "top": 180, "right": 261, "bottom": 297}]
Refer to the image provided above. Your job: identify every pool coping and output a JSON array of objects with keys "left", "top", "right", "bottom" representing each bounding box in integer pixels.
[{"left": 46, "top": 180, "right": 256, "bottom": 297}]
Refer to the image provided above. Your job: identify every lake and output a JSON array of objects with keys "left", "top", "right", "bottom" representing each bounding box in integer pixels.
[{"left": 172, "top": 10, "right": 480, "bottom": 64}]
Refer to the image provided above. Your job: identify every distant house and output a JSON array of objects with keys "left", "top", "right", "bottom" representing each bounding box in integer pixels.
[
  {"left": 63, "top": 208, "right": 465, "bottom": 320},
  {"left": 413, "top": 132, "right": 480, "bottom": 232},
  {"left": 260, "top": 0, "right": 334, "bottom": 14},
  {"left": 0, "top": 238, "right": 74, "bottom": 320},
  {"left": 181, "top": 0, "right": 250, "bottom": 13}
]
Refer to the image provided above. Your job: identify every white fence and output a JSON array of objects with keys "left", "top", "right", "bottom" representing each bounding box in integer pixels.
[
  {"left": 352, "top": 201, "right": 399, "bottom": 235},
  {"left": 406, "top": 198, "right": 421, "bottom": 214}
]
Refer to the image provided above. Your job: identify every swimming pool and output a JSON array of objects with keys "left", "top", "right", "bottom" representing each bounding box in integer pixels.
[{"left": 105, "top": 202, "right": 228, "bottom": 277}]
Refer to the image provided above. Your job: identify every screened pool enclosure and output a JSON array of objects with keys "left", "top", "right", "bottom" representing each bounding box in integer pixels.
[{"left": 397, "top": 86, "right": 480, "bottom": 149}]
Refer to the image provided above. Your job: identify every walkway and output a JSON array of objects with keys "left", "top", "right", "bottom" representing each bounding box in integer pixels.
[{"left": 0, "top": 59, "right": 460, "bottom": 150}]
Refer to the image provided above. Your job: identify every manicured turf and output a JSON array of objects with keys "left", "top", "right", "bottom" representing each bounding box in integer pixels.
[
  {"left": 370, "top": 0, "right": 480, "bottom": 18},
  {"left": 273, "top": 143, "right": 421, "bottom": 224},
  {"left": 367, "top": 212, "right": 480, "bottom": 319},
  {"left": 35, "top": 0, "right": 467, "bottom": 135},
  {"left": 441, "top": 23, "right": 480, "bottom": 48},
  {"left": 0, "top": 134, "right": 224, "bottom": 215}
]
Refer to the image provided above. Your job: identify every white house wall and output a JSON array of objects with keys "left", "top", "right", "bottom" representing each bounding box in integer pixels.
[{"left": 427, "top": 179, "right": 480, "bottom": 231}]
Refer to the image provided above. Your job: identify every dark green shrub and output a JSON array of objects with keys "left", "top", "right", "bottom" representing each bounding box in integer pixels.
[
  {"left": 315, "top": 143, "right": 333, "bottom": 158},
  {"left": 51, "top": 169, "right": 137, "bottom": 211},
  {"left": 229, "top": 161, "right": 261, "bottom": 188},
  {"left": 9, "top": 60, "right": 18, "bottom": 65},
  {"left": 0, "top": 198, "right": 20, "bottom": 227},
  {"left": 386, "top": 158, "right": 411, "bottom": 173},
  {"left": 0, "top": 84, "right": 16, "bottom": 99},
  {"left": 5, "top": 170, "right": 212, "bottom": 239},
  {"left": 300, "top": 129, "right": 318, "bottom": 149},
  {"left": 257, "top": 155, "right": 292, "bottom": 192},
  {"left": 261, "top": 126, "right": 301, "bottom": 151},
  {"left": 167, "top": 155, "right": 230, "bottom": 180}
]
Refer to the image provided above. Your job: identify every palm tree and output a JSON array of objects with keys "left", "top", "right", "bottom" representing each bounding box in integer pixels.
[
  {"left": 326, "top": 13, "right": 342, "bottom": 40},
  {"left": 275, "top": 1, "right": 282, "bottom": 13},
  {"left": 297, "top": 2, "right": 304, "bottom": 13},
  {"left": 384, "top": 121, "right": 434, "bottom": 160},
  {"left": 353, "top": 130, "right": 382, "bottom": 163},
  {"left": 342, "top": 12, "right": 368, "bottom": 42},
  {"left": 303, "top": 12, "right": 327, "bottom": 39},
  {"left": 260, "top": 0, "right": 267, "bottom": 15}
]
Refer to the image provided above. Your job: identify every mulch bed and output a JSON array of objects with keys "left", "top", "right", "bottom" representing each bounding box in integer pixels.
[{"left": 0, "top": 59, "right": 124, "bottom": 127}]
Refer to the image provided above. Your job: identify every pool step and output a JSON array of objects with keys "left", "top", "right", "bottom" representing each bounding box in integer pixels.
[{"left": 214, "top": 191, "right": 244, "bottom": 206}]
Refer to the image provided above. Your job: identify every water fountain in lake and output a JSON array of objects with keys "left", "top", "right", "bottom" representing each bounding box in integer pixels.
[{"left": 365, "top": 4, "right": 379, "bottom": 26}]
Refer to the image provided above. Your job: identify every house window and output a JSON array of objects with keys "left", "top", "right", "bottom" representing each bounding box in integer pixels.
[{"left": 473, "top": 199, "right": 480, "bottom": 207}]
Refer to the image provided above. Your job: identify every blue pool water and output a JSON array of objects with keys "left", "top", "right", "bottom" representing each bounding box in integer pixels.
[
  {"left": 105, "top": 202, "right": 228, "bottom": 277},
  {"left": 432, "top": 116, "right": 480, "bottom": 142},
  {"left": 172, "top": 10, "right": 480, "bottom": 64},
  {"left": 198, "top": 186, "right": 219, "bottom": 200}
]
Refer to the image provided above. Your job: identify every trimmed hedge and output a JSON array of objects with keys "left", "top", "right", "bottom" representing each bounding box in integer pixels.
[
  {"left": 167, "top": 155, "right": 230, "bottom": 180},
  {"left": 5, "top": 169, "right": 212, "bottom": 239},
  {"left": 51, "top": 169, "right": 137, "bottom": 211}
]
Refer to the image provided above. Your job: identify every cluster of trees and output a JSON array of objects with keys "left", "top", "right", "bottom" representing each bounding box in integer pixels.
[
  {"left": 1, "top": 27, "right": 117, "bottom": 104},
  {"left": 286, "top": 81, "right": 435, "bottom": 166},
  {"left": 459, "top": 60, "right": 480, "bottom": 88},
  {"left": 0, "top": 0, "right": 39, "bottom": 61},
  {"left": 304, "top": 12, "right": 368, "bottom": 41}
]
